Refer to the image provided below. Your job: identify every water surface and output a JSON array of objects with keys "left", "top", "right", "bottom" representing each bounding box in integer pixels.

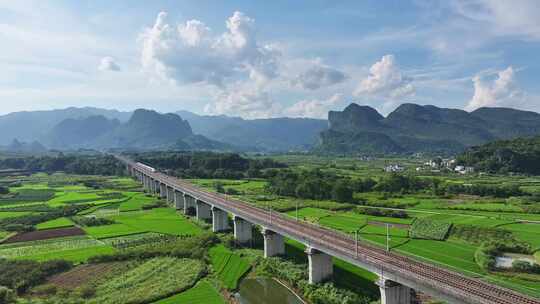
[{"left": 235, "top": 277, "right": 303, "bottom": 304}]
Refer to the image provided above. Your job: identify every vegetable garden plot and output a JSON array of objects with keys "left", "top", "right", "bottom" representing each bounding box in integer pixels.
[{"left": 3, "top": 226, "right": 86, "bottom": 243}]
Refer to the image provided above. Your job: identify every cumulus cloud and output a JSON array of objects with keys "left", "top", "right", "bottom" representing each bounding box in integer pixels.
[
  {"left": 353, "top": 55, "right": 414, "bottom": 99},
  {"left": 291, "top": 60, "right": 346, "bottom": 90},
  {"left": 465, "top": 66, "right": 524, "bottom": 111},
  {"left": 204, "top": 86, "right": 282, "bottom": 119},
  {"left": 98, "top": 56, "right": 120, "bottom": 71},
  {"left": 284, "top": 93, "right": 344, "bottom": 119},
  {"left": 140, "top": 11, "right": 280, "bottom": 87}
]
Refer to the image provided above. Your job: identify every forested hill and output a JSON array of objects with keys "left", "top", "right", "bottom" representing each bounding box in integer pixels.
[
  {"left": 456, "top": 136, "right": 540, "bottom": 175},
  {"left": 317, "top": 103, "right": 540, "bottom": 155}
]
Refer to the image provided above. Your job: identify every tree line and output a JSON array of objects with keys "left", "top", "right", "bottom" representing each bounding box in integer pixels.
[
  {"left": 265, "top": 170, "right": 524, "bottom": 204},
  {"left": 0, "top": 154, "right": 125, "bottom": 176},
  {"left": 131, "top": 151, "right": 287, "bottom": 179}
]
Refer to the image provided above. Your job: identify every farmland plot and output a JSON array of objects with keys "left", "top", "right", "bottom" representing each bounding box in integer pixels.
[
  {"left": 155, "top": 281, "right": 225, "bottom": 304},
  {"left": 91, "top": 257, "right": 205, "bottom": 304},
  {"left": 209, "top": 245, "right": 251, "bottom": 290}
]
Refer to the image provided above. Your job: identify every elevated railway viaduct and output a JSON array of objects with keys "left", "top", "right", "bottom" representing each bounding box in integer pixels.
[{"left": 119, "top": 156, "right": 539, "bottom": 304}]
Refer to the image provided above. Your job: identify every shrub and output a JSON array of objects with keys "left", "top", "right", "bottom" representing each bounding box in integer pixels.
[
  {"left": 30, "top": 284, "right": 57, "bottom": 297},
  {"left": 0, "top": 259, "right": 72, "bottom": 294},
  {"left": 0, "top": 286, "right": 16, "bottom": 304},
  {"left": 70, "top": 216, "right": 115, "bottom": 227},
  {"left": 512, "top": 260, "right": 540, "bottom": 274},
  {"left": 141, "top": 200, "right": 166, "bottom": 210},
  {"left": 409, "top": 219, "right": 452, "bottom": 240},
  {"left": 74, "top": 285, "right": 96, "bottom": 299}
]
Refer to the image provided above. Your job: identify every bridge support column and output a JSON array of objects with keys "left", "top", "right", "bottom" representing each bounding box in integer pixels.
[
  {"left": 169, "top": 187, "right": 176, "bottom": 205},
  {"left": 306, "top": 247, "right": 333, "bottom": 284},
  {"left": 212, "top": 207, "right": 229, "bottom": 232},
  {"left": 183, "top": 194, "right": 196, "bottom": 215},
  {"left": 159, "top": 183, "right": 167, "bottom": 199},
  {"left": 233, "top": 216, "right": 252, "bottom": 244},
  {"left": 174, "top": 191, "right": 183, "bottom": 210},
  {"left": 154, "top": 180, "right": 160, "bottom": 197},
  {"left": 378, "top": 278, "right": 412, "bottom": 304},
  {"left": 144, "top": 176, "right": 150, "bottom": 191},
  {"left": 151, "top": 179, "right": 157, "bottom": 195},
  {"left": 196, "top": 200, "right": 212, "bottom": 221},
  {"left": 262, "top": 228, "right": 284, "bottom": 258}
]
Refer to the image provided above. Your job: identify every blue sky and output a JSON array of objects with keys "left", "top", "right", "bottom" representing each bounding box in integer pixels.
[{"left": 1, "top": 0, "right": 539, "bottom": 118}]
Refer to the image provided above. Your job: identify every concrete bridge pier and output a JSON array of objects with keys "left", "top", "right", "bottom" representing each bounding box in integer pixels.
[
  {"left": 183, "top": 194, "right": 196, "bottom": 215},
  {"left": 174, "top": 190, "right": 183, "bottom": 210},
  {"left": 262, "top": 228, "right": 285, "bottom": 258},
  {"left": 154, "top": 180, "right": 160, "bottom": 197},
  {"left": 378, "top": 278, "right": 412, "bottom": 304},
  {"left": 212, "top": 207, "right": 229, "bottom": 232},
  {"left": 306, "top": 247, "right": 333, "bottom": 284},
  {"left": 233, "top": 216, "right": 252, "bottom": 244},
  {"left": 159, "top": 183, "right": 167, "bottom": 199},
  {"left": 196, "top": 200, "right": 212, "bottom": 221},
  {"left": 144, "top": 176, "right": 150, "bottom": 192},
  {"left": 152, "top": 179, "right": 157, "bottom": 195}
]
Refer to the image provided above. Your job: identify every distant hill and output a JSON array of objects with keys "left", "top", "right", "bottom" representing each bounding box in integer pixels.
[
  {"left": 318, "top": 103, "right": 540, "bottom": 155},
  {"left": 456, "top": 136, "right": 540, "bottom": 175},
  {"left": 0, "top": 107, "right": 131, "bottom": 145},
  {"left": 46, "top": 115, "right": 121, "bottom": 149},
  {"left": 177, "top": 110, "right": 327, "bottom": 151},
  {"left": 3, "top": 139, "right": 47, "bottom": 153},
  {"left": 45, "top": 109, "right": 230, "bottom": 151}
]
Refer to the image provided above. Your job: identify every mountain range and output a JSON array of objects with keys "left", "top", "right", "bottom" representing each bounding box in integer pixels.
[
  {"left": 1, "top": 103, "right": 540, "bottom": 154},
  {"left": 318, "top": 103, "right": 540, "bottom": 154}
]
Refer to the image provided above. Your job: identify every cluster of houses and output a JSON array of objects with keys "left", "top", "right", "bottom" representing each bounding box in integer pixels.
[
  {"left": 383, "top": 157, "right": 475, "bottom": 174},
  {"left": 421, "top": 158, "right": 475, "bottom": 174}
]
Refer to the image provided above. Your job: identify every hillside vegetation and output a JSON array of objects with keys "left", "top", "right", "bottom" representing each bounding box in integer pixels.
[{"left": 457, "top": 136, "right": 540, "bottom": 175}]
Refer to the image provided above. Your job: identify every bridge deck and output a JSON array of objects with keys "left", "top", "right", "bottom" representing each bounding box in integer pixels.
[{"left": 123, "top": 157, "right": 540, "bottom": 304}]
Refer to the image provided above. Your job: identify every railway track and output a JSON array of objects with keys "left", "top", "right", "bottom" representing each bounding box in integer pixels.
[{"left": 127, "top": 161, "right": 540, "bottom": 304}]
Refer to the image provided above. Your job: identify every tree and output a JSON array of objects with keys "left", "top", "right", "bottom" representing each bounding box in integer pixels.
[
  {"left": 0, "top": 186, "right": 8, "bottom": 195},
  {"left": 214, "top": 182, "right": 225, "bottom": 193},
  {"left": 332, "top": 180, "right": 353, "bottom": 203}
]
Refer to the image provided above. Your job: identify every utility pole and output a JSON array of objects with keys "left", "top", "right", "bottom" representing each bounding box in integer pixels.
[
  {"left": 386, "top": 223, "right": 390, "bottom": 252},
  {"left": 296, "top": 201, "right": 299, "bottom": 221},
  {"left": 354, "top": 230, "right": 358, "bottom": 257}
]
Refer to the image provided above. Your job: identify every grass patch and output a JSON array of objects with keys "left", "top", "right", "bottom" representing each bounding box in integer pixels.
[
  {"left": 118, "top": 193, "right": 156, "bottom": 212},
  {"left": 155, "top": 281, "right": 225, "bottom": 304},
  {"left": 18, "top": 245, "right": 116, "bottom": 263},
  {"left": 209, "top": 245, "right": 251, "bottom": 290},
  {"left": 36, "top": 217, "right": 74, "bottom": 230}
]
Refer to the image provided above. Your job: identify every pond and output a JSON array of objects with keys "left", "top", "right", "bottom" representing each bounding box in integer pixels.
[
  {"left": 235, "top": 277, "right": 304, "bottom": 304},
  {"left": 495, "top": 253, "right": 536, "bottom": 268}
]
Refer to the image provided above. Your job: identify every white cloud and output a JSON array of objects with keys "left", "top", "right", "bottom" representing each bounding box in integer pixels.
[
  {"left": 284, "top": 93, "right": 344, "bottom": 119},
  {"left": 98, "top": 57, "right": 120, "bottom": 71},
  {"left": 451, "top": 0, "right": 540, "bottom": 40},
  {"left": 204, "top": 85, "right": 282, "bottom": 119},
  {"left": 291, "top": 59, "right": 347, "bottom": 90},
  {"left": 353, "top": 54, "right": 414, "bottom": 99},
  {"left": 465, "top": 66, "right": 524, "bottom": 111},
  {"left": 140, "top": 11, "right": 280, "bottom": 87}
]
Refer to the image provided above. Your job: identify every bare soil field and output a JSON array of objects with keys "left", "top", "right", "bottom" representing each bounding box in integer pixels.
[
  {"left": 3, "top": 227, "right": 85, "bottom": 243},
  {"left": 47, "top": 262, "right": 131, "bottom": 289}
]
